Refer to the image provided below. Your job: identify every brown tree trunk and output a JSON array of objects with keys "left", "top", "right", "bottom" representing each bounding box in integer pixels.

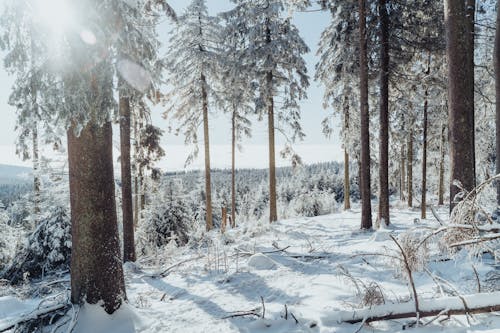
[
  {"left": 359, "top": 0, "right": 372, "bottom": 229},
  {"left": 343, "top": 96, "right": 351, "bottom": 210},
  {"left": 344, "top": 150, "right": 351, "bottom": 210},
  {"left": 377, "top": 0, "right": 390, "bottom": 226},
  {"left": 407, "top": 130, "right": 413, "bottom": 208},
  {"left": 445, "top": 0, "right": 476, "bottom": 211},
  {"left": 201, "top": 73, "right": 213, "bottom": 231},
  {"left": 495, "top": 0, "right": 500, "bottom": 206},
  {"left": 231, "top": 107, "right": 237, "bottom": 227},
  {"left": 266, "top": 21, "right": 278, "bottom": 224},
  {"left": 32, "top": 124, "right": 41, "bottom": 222},
  {"left": 466, "top": 0, "right": 476, "bottom": 187},
  {"left": 400, "top": 144, "right": 406, "bottom": 201},
  {"left": 421, "top": 55, "right": 431, "bottom": 220},
  {"left": 438, "top": 124, "right": 446, "bottom": 205},
  {"left": 67, "top": 118, "right": 125, "bottom": 314},
  {"left": 119, "top": 92, "right": 135, "bottom": 263}
]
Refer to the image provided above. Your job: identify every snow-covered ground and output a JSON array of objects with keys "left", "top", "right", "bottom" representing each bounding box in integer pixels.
[{"left": 1, "top": 206, "right": 500, "bottom": 332}]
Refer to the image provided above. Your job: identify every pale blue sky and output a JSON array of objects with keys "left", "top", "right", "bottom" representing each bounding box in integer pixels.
[{"left": 0, "top": 0, "right": 341, "bottom": 169}]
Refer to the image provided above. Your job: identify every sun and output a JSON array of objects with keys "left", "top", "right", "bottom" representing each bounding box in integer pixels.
[{"left": 33, "top": 0, "right": 74, "bottom": 31}]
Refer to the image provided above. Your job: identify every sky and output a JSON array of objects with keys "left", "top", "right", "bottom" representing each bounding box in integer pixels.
[{"left": 0, "top": 0, "right": 342, "bottom": 171}]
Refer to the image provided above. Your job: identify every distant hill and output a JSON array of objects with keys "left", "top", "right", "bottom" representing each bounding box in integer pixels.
[{"left": 0, "top": 164, "right": 32, "bottom": 185}]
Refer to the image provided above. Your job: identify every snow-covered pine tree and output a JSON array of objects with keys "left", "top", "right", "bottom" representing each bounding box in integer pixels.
[
  {"left": 226, "top": 0, "right": 309, "bottom": 223},
  {"left": 163, "top": 0, "right": 222, "bottom": 231},
  {"left": 217, "top": 9, "right": 255, "bottom": 227},
  {"left": 114, "top": 0, "right": 164, "bottom": 263}
]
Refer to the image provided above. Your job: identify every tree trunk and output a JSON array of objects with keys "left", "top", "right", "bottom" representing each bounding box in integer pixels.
[
  {"left": 67, "top": 119, "right": 125, "bottom": 314},
  {"left": 359, "top": 0, "right": 372, "bottom": 229},
  {"left": 201, "top": 73, "right": 213, "bottom": 231},
  {"left": 133, "top": 113, "right": 139, "bottom": 229},
  {"left": 466, "top": 0, "right": 476, "bottom": 187},
  {"left": 495, "top": 0, "right": 500, "bottom": 206},
  {"left": 266, "top": 21, "right": 278, "bottom": 224},
  {"left": 119, "top": 92, "right": 135, "bottom": 263},
  {"left": 343, "top": 96, "right": 351, "bottom": 210},
  {"left": 421, "top": 55, "right": 431, "bottom": 220},
  {"left": 407, "top": 130, "right": 413, "bottom": 208},
  {"left": 344, "top": 150, "right": 351, "bottom": 210},
  {"left": 400, "top": 144, "right": 406, "bottom": 201},
  {"left": 438, "top": 124, "right": 446, "bottom": 205},
  {"left": 377, "top": 0, "right": 390, "bottom": 227},
  {"left": 231, "top": 107, "right": 237, "bottom": 227},
  {"left": 32, "top": 124, "right": 41, "bottom": 223},
  {"left": 445, "top": 0, "right": 476, "bottom": 211}
]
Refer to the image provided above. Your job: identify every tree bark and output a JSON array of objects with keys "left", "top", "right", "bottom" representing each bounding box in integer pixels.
[
  {"left": 231, "top": 107, "right": 237, "bottom": 227},
  {"left": 266, "top": 21, "right": 278, "bottom": 224},
  {"left": 400, "top": 144, "right": 406, "bottom": 201},
  {"left": 201, "top": 73, "right": 213, "bottom": 231},
  {"left": 359, "top": 0, "right": 372, "bottom": 230},
  {"left": 343, "top": 96, "right": 351, "bottom": 210},
  {"left": 133, "top": 115, "right": 140, "bottom": 229},
  {"left": 67, "top": 118, "right": 125, "bottom": 314},
  {"left": 377, "top": 0, "right": 390, "bottom": 226},
  {"left": 438, "top": 124, "right": 446, "bottom": 205},
  {"left": 119, "top": 91, "right": 135, "bottom": 263},
  {"left": 445, "top": 0, "right": 476, "bottom": 211},
  {"left": 32, "top": 124, "right": 41, "bottom": 223},
  {"left": 495, "top": 0, "right": 500, "bottom": 206},
  {"left": 407, "top": 130, "right": 413, "bottom": 208},
  {"left": 421, "top": 55, "right": 431, "bottom": 220}
]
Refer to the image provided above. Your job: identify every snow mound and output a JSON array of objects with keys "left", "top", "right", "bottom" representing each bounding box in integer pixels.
[
  {"left": 247, "top": 253, "right": 277, "bottom": 270},
  {"left": 73, "top": 303, "right": 145, "bottom": 333},
  {"left": 370, "top": 229, "right": 392, "bottom": 242}
]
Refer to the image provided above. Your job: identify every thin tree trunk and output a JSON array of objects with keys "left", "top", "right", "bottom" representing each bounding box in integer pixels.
[
  {"left": 231, "top": 107, "right": 237, "bottom": 227},
  {"left": 407, "top": 130, "right": 413, "bottom": 208},
  {"left": 343, "top": 96, "right": 351, "bottom": 210},
  {"left": 359, "top": 0, "right": 372, "bottom": 229},
  {"left": 378, "top": 0, "right": 390, "bottom": 226},
  {"left": 32, "top": 124, "right": 40, "bottom": 222},
  {"left": 133, "top": 114, "right": 139, "bottom": 229},
  {"left": 68, "top": 116, "right": 125, "bottom": 314},
  {"left": 495, "top": 0, "right": 500, "bottom": 206},
  {"left": 400, "top": 144, "right": 406, "bottom": 201},
  {"left": 445, "top": 0, "right": 476, "bottom": 211},
  {"left": 421, "top": 54, "right": 431, "bottom": 220},
  {"left": 266, "top": 20, "right": 278, "bottom": 224},
  {"left": 119, "top": 91, "right": 135, "bottom": 263},
  {"left": 201, "top": 73, "right": 213, "bottom": 231},
  {"left": 438, "top": 124, "right": 446, "bottom": 205},
  {"left": 344, "top": 150, "right": 351, "bottom": 210}
]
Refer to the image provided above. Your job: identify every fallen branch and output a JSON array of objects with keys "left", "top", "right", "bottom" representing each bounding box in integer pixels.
[
  {"left": 0, "top": 303, "right": 69, "bottom": 332},
  {"left": 430, "top": 206, "right": 444, "bottom": 226},
  {"left": 143, "top": 255, "right": 204, "bottom": 278},
  {"left": 449, "top": 233, "right": 500, "bottom": 248},
  {"left": 331, "top": 291, "right": 500, "bottom": 324}
]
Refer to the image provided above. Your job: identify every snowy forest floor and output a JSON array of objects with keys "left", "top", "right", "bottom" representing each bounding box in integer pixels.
[{"left": 2, "top": 205, "right": 500, "bottom": 333}]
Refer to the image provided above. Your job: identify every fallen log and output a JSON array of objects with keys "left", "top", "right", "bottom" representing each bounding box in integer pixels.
[
  {"left": 325, "top": 291, "right": 500, "bottom": 325},
  {"left": 0, "top": 303, "right": 69, "bottom": 332}
]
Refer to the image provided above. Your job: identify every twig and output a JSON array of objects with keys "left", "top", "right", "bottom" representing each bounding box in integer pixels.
[
  {"left": 430, "top": 205, "right": 444, "bottom": 226},
  {"left": 472, "top": 265, "right": 481, "bottom": 293},
  {"left": 290, "top": 311, "right": 299, "bottom": 324},
  {"left": 260, "top": 296, "right": 265, "bottom": 319}
]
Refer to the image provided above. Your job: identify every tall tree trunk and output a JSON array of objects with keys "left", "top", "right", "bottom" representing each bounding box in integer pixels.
[
  {"left": 438, "top": 124, "right": 446, "bottom": 205},
  {"left": 495, "top": 0, "right": 500, "bottom": 206},
  {"left": 421, "top": 55, "right": 431, "bottom": 219},
  {"left": 400, "top": 144, "right": 406, "bottom": 201},
  {"left": 119, "top": 91, "right": 135, "bottom": 263},
  {"left": 466, "top": 0, "right": 476, "bottom": 187},
  {"left": 133, "top": 115, "right": 139, "bottom": 229},
  {"left": 32, "top": 124, "right": 40, "bottom": 223},
  {"left": 68, "top": 118, "right": 125, "bottom": 314},
  {"left": 445, "top": 0, "right": 476, "bottom": 211},
  {"left": 201, "top": 73, "right": 213, "bottom": 231},
  {"left": 344, "top": 150, "right": 351, "bottom": 210},
  {"left": 378, "top": 0, "right": 390, "bottom": 226},
  {"left": 359, "top": 0, "right": 372, "bottom": 229},
  {"left": 343, "top": 96, "right": 351, "bottom": 210},
  {"left": 231, "top": 107, "right": 237, "bottom": 227},
  {"left": 266, "top": 21, "right": 278, "bottom": 223},
  {"left": 407, "top": 130, "right": 413, "bottom": 208}
]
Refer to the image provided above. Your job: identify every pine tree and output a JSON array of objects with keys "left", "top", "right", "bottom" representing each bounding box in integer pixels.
[
  {"left": 163, "top": 0, "right": 221, "bottom": 231},
  {"left": 227, "top": 0, "right": 309, "bottom": 223}
]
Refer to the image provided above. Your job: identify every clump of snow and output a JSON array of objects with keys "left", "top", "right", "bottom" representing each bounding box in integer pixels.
[
  {"left": 73, "top": 303, "right": 145, "bottom": 333},
  {"left": 247, "top": 254, "right": 277, "bottom": 270}
]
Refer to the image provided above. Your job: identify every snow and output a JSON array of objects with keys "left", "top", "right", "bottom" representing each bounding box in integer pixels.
[{"left": 1, "top": 206, "right": 500, "bottom": 332}]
